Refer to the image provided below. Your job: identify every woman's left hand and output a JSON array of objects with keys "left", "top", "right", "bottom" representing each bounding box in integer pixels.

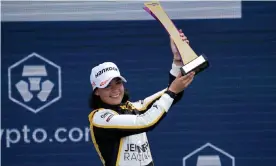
[{"left": 170, "top": 29, "right": 189, "bottom": 65}]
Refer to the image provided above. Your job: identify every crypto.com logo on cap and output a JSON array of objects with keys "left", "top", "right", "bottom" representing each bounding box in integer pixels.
[
  {"left": 8, "top": 52, "right": 62, "bottom": 114},
  {"left": 183, "top": 142, "right": 235, "bottom": 166}
]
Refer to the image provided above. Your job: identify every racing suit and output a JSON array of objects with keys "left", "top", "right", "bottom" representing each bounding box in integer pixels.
[{"left": 88, "top": 64, "right": 183, "bottom": 166}]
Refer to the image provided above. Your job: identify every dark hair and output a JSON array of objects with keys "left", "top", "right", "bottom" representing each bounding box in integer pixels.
[{"left": 88, "top": 88, "right": 130, "bottom": 109}]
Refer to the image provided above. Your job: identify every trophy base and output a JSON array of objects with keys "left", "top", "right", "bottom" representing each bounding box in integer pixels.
[{"left": 180, "top": 54, "right": 209, "bottom": 76}]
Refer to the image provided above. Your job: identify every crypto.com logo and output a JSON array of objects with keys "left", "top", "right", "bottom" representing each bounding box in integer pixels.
[
  {"left": 183, "top": 142, "right": 235, "bottom": 166},
  {"left": 8, "top": 52, "right": 62, "bottom": 114}
]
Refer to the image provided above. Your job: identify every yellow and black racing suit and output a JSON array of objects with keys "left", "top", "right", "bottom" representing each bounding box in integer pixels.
[{"left": 88, "top": 64, "right": 184, "bottom": 166}]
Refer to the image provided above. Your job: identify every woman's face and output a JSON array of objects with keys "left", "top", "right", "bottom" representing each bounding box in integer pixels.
[{"left": 95, "top": 77, "right": 125, "bottom": 105}]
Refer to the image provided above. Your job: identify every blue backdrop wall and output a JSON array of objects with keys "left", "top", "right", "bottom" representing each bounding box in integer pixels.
[{"left": 2, "top": 1, "right": 276, "bottom": 166}]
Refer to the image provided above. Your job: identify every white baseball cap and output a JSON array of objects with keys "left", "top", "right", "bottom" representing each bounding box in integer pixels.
[{"left": 90, "top": 62, "right": 127, "bottom": 90}]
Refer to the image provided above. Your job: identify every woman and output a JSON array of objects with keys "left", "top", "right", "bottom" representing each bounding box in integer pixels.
[{"left": 88, "top": 29, "right": 195, "bottom": 166}]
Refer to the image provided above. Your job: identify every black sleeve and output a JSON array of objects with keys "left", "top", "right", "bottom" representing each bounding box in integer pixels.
[{"left": 168, "top": 72, "right": 184, "bottom": 105}]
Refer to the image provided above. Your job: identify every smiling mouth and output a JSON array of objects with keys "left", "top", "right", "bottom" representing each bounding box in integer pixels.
[{"left": 110, "top": 94, "right": 119, "bottom": 98}]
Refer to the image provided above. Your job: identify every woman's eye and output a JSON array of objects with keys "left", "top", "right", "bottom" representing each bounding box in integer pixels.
[
  {"left": 105, "top": 84, "right": 111, "bottom": 88},
  {"left": 116, "top": 80, "right": 122, "bottom": 84}
]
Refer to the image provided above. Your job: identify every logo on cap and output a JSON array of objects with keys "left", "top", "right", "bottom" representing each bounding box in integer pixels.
[
  {"left": 100, "top": 78, "right": 112, "bottom": 86},
  {"left": 95, "top": 67, "right": 118, "bottom": 78}
]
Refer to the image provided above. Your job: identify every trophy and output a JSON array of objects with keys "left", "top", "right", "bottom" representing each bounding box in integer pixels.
[{"left": 143, "top": 1, "right": 209, "bottom": 75}]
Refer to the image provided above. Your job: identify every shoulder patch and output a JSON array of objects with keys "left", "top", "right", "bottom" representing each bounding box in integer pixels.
[
  {"left": 106, "top": 114, "right": 114, "bottom": 122},
  {"left": 100, "top": 112, "right": 114, "bottom": 119},
  {"left": 96, "top": 109, "right": 118, "bottom": 123}
]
